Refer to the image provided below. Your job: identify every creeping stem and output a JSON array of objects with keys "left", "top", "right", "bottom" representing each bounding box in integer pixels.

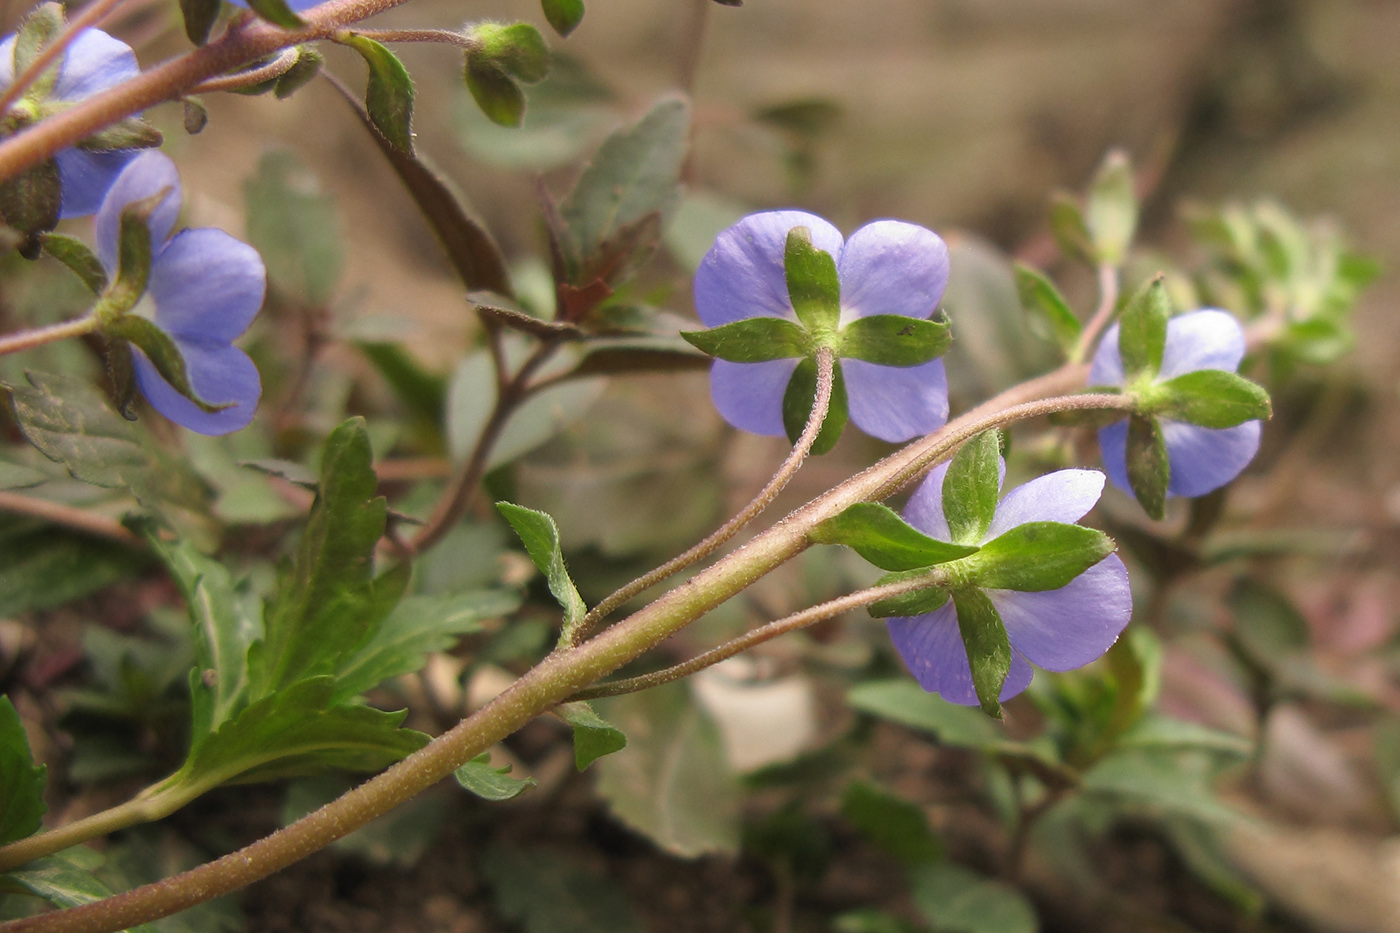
[{"left": 1, "top": 365, "right": 1121, "bottom": 933}]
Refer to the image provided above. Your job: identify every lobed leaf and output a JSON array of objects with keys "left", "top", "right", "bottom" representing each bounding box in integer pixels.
[
  {"left": 454, "top": 752, "right": 537, "bottom": 801},
  {"left": 496, "top": 501, "right": 587, "bottom": 639},
  {"left": 558, "top": 701, "right": 627, "bottom": 770}
]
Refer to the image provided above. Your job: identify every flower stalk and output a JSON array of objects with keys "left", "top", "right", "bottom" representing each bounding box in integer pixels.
[{"left": 0, "top": 316, "right": 98, "bottom": 356}]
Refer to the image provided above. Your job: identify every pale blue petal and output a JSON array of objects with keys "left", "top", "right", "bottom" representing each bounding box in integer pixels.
[
  {"left": 887, "top": 603, "right": 1034, "bottom": 706},
  {"left": 836, "top": 220, "right": 949, "bottom": 322},
  {"left": 985, "top": 469, "right": 1105, "bottom": 539},
  {"left": 1162, "top": 418, "right": 1261, "bottom": 497},
  {"left": 131, "top": 341, "right": 260, "bottom": 436},
  {"left": 0, "top": 35, "right": 15, "bottom": 87},
  {"left": 53, "top": 29, "right": 139, "bottom": 100},
  {"left": 54, "top": 148, "right": 137, "bottom": 218},
  {"left": 986, "top": 555, "right": 1131, "bottom": 671},
  {"left": 1088, "top": 323, "right": 1125, "bottom": 386},
  {"left": 149, "top": 229, "right": 265, "bottom": 341},
  {"left": 1159, "top": 310, "right": 1246, "bottom": 379},
  {"left": 226, "top": 0, "right": 326, "bottom": 10},
  {"left": 95, "top": 151, "right": 182, "bottom": 271},
  {"left": 693, "top": 210, "right": 843, "bottom": 327},
  {"left": 843, "top": 357, "right": 948, "bottom": 443},
  {"left": 903, "top": 461, "right": 952, "bottom": 542},
  {"left": 709, "top": 357, "right": 799, "bottom": 437}
]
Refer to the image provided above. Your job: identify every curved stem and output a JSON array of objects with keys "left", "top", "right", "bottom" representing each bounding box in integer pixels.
[
  {"left": 0, "top": 316, "right": 97, "bottom": 356},
  {"left": 1072, "top": 262, "right": 1120, "bottom": 363},
  {"left": 571, "top": 567, "right": 949, "bottom": 701},
  {"left": 186, "top": 47, "right": 298, "bottom": 94},
  {"left": 0, "top": 0, "right": 131, "bottom": 116},
  {"left": 0, "top": 491, "right": 140, "bottom": 545},
  {"left": 0, "top": 367, "right": 1117, "bottom": 933},
  {"left": 573, "top": 347, "right": 837, "bottom": 642}
]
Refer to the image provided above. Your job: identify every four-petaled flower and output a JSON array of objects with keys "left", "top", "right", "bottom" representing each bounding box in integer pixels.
[
  {"left": 0, "top": 27, "right": 143, "bottom": 217},
  {"left": 887, "top": 462, "right": 1132, "bottom": 706},
  {"left": 694, "top": 210, "right": 951, "bottom": 444},
  {"left": 97, "top": 151, "right": 265, "bottom": 435},
  {"left": 1092, "top": 309, "right": 1261, "bottom": 498}
]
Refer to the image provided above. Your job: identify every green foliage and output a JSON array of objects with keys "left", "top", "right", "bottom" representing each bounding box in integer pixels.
[
  {"left": 454, "top": 753, "right": 537, "bottom": 801},
  {"left": 1013, "top": 263, "right": 1080, "bottom": 354},
  {"left": 1124, "top": 414, "right": 1169, "bottom": 520},
  {"left": 952, "top": 587, "right": 1011, "bottom": 718},
  {"left": 1084, "top": 149, "right": 1137, "bottom": 267},
  {"left": 244, "top": 151, "right": 344, "bottom": 306},
  {"left": 966, "top": 523, "right": 1114, "bottom": 592},
  {"left": 942, "top": 431, "right": 1002, "bottom": 546},
  {"left": 0, "top": 698, "right": 46, "bottom": 846},
  {"left": 482, "top": 845, "right": 645, "bottom": 933},
  {"left": 2, "top": 850, "right": 157, "bottom": 931},
  {"left": 541, "top": 0, "right": 585, "bottom": 36},
  {"left": 810, "top": 503, "right": 977, "bottom": 571},
  {"left": 681, "top": 316, "right": 810, "bottom": 362},
  {"left": 463, "top": 23, "right": 550, "bottom": 128},
  {"left": 0, "top": 522, "right": 146, "bottom": 615},
  {"left": 785, "top": 226, "right": 841, "bottom": 333},
  {"left": 1153, "top": 369, "right": 1271, "bottom": 428},
  {"left": 839, "top": 315, "right": 951, "bottom": 367},
  {"left": 841, "top": 781, "right": 942, "bottom": 864},
  {"left": 1116, "top": 278, "right": 1169, "bottom": 380},
  {"left": 496, "top": 501, "right": 586, "bottom": 641},
  {"left": 558, "top": 702, "right": 627, "bottom": 770},
  {"left": 909, "top": 861, "right": 1038, "bottom": 933},
  {"left": 781, "top": 354, "right": 848, "bottom": 453},
  {"left": 339, "top": 35, "right": 415, "bottom": 154}
]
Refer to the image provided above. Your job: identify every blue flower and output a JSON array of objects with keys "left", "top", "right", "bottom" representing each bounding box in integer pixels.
[
  {"left": 0, "top": 27, "right": 143, "bottom": 217},
  {"left": 694, "top": 210, "right": 950, "bottom": 443},
  {"left": 1091, "top": 309, "right": 1261, "bottom": 498},
  {"left": 97, "top": 152, "right": 265, "bottom": 435},
  {"left": 887, "top": 463, "right": 1132, "bottom": 705}
]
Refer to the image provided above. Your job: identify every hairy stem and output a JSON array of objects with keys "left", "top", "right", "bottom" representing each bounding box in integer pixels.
[
  {"left": 0, "top": 317, "right": 97, "bottom": 356},
  {"left": 0, "top": 0, "right": 131, "bottom": 116},
  {"left": 0, "top": 366, "right": 1116, "bottom": 933},
  {"left": 186, "top": 47, "right": 299, "bottom": 94},
  {"left": 574, "top": 347, "right": 837, "bottom": 642},
  {"left": 341, "top": 27, "right": 478, "bottom": 49}
]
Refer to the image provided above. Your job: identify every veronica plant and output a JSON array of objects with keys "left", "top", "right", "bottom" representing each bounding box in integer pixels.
[{"left": 683, "top": 210, "right": 952, "bottom": 452}]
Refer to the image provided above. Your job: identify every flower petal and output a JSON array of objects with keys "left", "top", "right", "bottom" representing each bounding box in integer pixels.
[
  {"left": 131, "top": 340, "right": 260, "bottom": 436},
  {"left": 53, "top": 29, "right": 139, "bottom": 101},
  {"left": 1096, "top": 419, "right": 1132, "bottom": 495},
  {"left": 149, "top": 229, "right": 266, "bottom": 341},
  {"left": 886, "top": 603, "right": 1034, "bottom": 706},
  {"left": 836, "top": 220, "right": 949, "bottom": 322},
  {"left": 54, "top": 148, "right": 138, "bottom": 218},
  {"left": 1162, "top": 418, "right": 1261, "bottom": 497},
  {"left": 843, "top": 357, "right": 948, "bottom": 443},
  {"left": 95, "top": 151, "right": 182, "bottom": 272},
  {"left": 0, "top": 35, "right": 16, "bottom": 88},
  {"left": 709, "top": 357, "right": 799, "bottom": 437},
  {"left": 985, "top": 469, "right": 1105, "bottom": 539},
  {"left": 903, "top": 461, "right": 952, "bottom": 542},
  {"left": 693, "top": 210, "right": 844, "bottom": 327},
  {"left": 1088, "top": 323, "right": 1126, "bottom": 386},
  {"left": 987, "top": 554, "right": 1131, "bottom": 672},
  {"left": 1158, "top": 310, "right": 1246, "bottom": 379}
]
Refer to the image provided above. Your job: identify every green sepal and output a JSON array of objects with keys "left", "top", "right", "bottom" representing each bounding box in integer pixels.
[
  {"left": 541, "top": 0, "right": 585, "bottom": 36},
  {"left": 454, "top": 752, "right": 537, "bottom": 800},
  {"left": 40, "top": 233, "right": 107, "bottom": 293},
  {"left": 496, "top": 501, "right": 587, "bottom": 641},
  {"left": 182, "top": 97, "right": 209, "bottom": 135},
  {"left": 838, "top": 315, "right": 950, "bottom": 367},
  {"left": 866, "top": 569, "right": 951, "bottom": 618},
  {"left": 810, "top": 502, "right": 978, "bottom": 572},
  {"left": 0, "top": 695, "right": 48, "bottom": 845},
  {"left": 338, "top": 35, "right": 415, "bottom": 153},
  {"left": 14, "top": 3, "right": 64, "bottom": 77},
  {"left": 1116, "top": 277, "right": 1170, "bottom": 379},
  {"left": 1154, "top": 369, "right": 1271, "bottom": 429},
  {"left": 76, "top": 117, "right": 163, "bottom": 152},
  {"left": 1013, "top": 263, "right": 1081, "bottom": 353},
  {"left": 952, "top": 587, "right": 1011, "bottom": 718},
  {"left": 784, "top": 226, "right": 841, "bottom": 334},
  {"left": 0, "top": 158, "right": 61, "bottom": 246},
  {"left": 98, "top": 190, "right": 165, "bottom": 315},
  {"left": 105, "top": 339, "right": 139, "bottom": 419},
  {"left": 463, "top": 57, "right": 526, "bottom": 127},
  {"left": 244, "top": 0, "right": 304, "bottom": 29},
  {"left": 942, "top": 430, "right": 1001, "bottom": 546},
  {"left": 681, "top": 317, "right": 810, "bottom": 362},
  {"left": 1049, "top": 192, "right": 1094, "bottom": 264},
  {"left": 782, "top": 354, "right": 847, "bottom": 454},
  {"left": 964, "top": 522, "right": 1114, "bottom": 592},
  {"left": 1125, "top": 413, "right": 1169, "bottom": 520},
  {"left": 179, "top": 0, "right": 221, "bottom": 45},
  {"left": 471, "top": 23, "right": 550, "bottom": 83},
  {"left": 275, "top": 46, "right": 324, "bottom": 100},
  {"left": 1085, "top": 149, "right": 1137, "bottom": 266},
  {"left": 102, "top": 316, "right": 232, "bottom": 413},
  {"left": 558, "top": 701, "right": 626, "bottom": 770}
]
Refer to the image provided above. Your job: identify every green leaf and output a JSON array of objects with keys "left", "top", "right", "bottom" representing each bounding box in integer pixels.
[
  {"left": 1013, "top": 263, "right": 1080, "bottom": 353},
  {"left": 841, "top": 781, "right": 942, "bottom": 864},
  {"left": 0, "top": 459, "right": 46, "bottom": 489},
  {"left": 40, "top": 233, "right": 107, "bottom": 293},
  {"left": 463, "top": 58, "right": 527, "bottom": 127},
  {"left": 244, "top": 150, "right": 343, "bottom": 306},
  {"left": 680, "top": 316, "right": 810, "bottom": 362},
  {"left": 496, "top": 501, "right": 586, "bottom": 639},
  {"left": 471, "top": 23, "right": 550, "bottom": 83},
  {"left": 1085, "top": 149, "right": 1137, "bottom": 266},
  {"left": 331, "top": 589, "right": 520, "bottom": 704},
  {"left": 838, "top": 314, "right": 951, "bottom": 366},
  {"left": 482, "top": 845, "right": 645, "bottom": 933},
  {"left": 1048, "top": 192, "right": 1093, "bottom": 264},
  {"left": 1125, "top": 414, "right": 1169, "bottom": 520},
  {"left": 250, "top": 418, "right": 394, "bottom": 695},
  {"left": 784, "top": 226, "right": 841, "bottom": 333},
  {"left": 1226, "top": 579, "right": 1309, "bottom": 670},
  {"left": 0, "top": 696, "right": 46, "bottom": 845},
  {"left": 1081, "top": 749, "right": 1240, "bottom": 824},
  {"left": 810, "top": 503, "right": 977, "bottom": 572},
  {"left": 942, "top": 430, "right": 1001, "bottom": 546},
  {"left": 595, "top": 683, "right": 741, "bottom": 857},
  {"left": 104, "top": 316, "right": 230, "bottom": 414},
  {"left": 172, "top": 677, "right": 428, "bottom": 788},
  {"left": 1116, "top": 277, "right": 1169, "bottom": 379},
  {"left": 781, "top": 355, "right": 847, "bottom": 454},
  {"left": 1155, "top": 369, "right": 1271, "bottom": 429},
  {"left": 953, "top": 588, "right": 1010, "bottom": 718},
  {"left": 848, "top": 680, "right": 1000, "bottom": 747},
  {"left": 338, "top": 35, "right": 414, "bottom": 153},
  {"left": 179, "top": 0, "right": 221, "bottom": 45},
  {"left": 454, "top": 752, "right": 537, "bottom": 801},
  {"left": 0, "top": 524, "right": 146, "bottom": 615},
  {"left": 243, "top": 0, "right": 303, "bottom": 29},
  {"left": 909, "top": 861, "right": 1039, "bottom": 933},
  {"left": 541, "top": 0, "right": 585, "bottom": 36},
  {"left": 3, "top": 851, "right": 158, "bottom": 931},
  {"left": 1118, "top": 715, "right": 1252, "bottom": 757},
  {"left": 966, "top": 522, "right": 1114, "bottom": 591},
  {"left": 866, "top": 568, "right": 951, "bottom": 618},
  {"left": 558, "top": 701, "right": 627, "bottom": 770}
]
